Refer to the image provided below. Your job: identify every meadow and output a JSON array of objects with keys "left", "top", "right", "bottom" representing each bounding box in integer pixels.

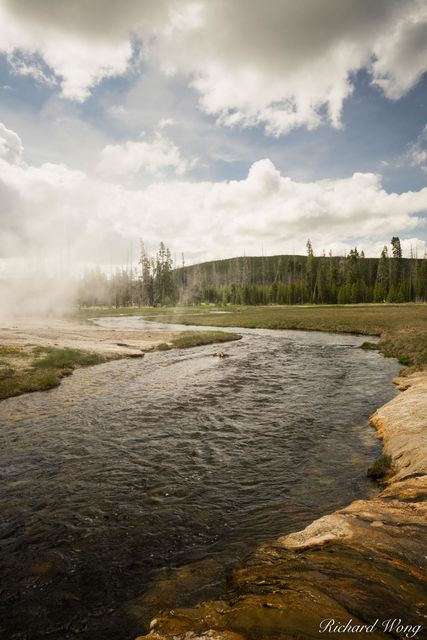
[{"left": 78, "top": 303, "right": 427, "bottom": 368}]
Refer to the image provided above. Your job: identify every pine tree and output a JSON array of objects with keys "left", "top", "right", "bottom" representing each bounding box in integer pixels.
[
  {"left": 390, "top": 236, "right": 402, "bottom": 292},
  {"left": 305, "top": 239, "right": 315, "bottom": 301},
  {"left": 327, "top": 251, "right": 338, "bottom": 303},
  {"left": 139, "top": 241, "right": 155, "bottom": 306},
  {"left": 315, "top": 260, "right": 328, "bottom": 303},
  {"left": 375, "top": 246, "right": 389, "bottom": 302}
]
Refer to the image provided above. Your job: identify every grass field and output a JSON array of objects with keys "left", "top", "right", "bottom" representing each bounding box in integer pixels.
[
  {"left": 164, "top": 330, "right": 241, "bottom": 350},
  {"left": 0, "top": 346, "right": 109, "bottom": 400},
  {"left": 77, "top": 304, "right": 427, "bottom": 369}
]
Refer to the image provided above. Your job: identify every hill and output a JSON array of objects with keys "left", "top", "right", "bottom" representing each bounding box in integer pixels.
[{"left": 174, "top": 253, "right": 426, "bottom": 305}]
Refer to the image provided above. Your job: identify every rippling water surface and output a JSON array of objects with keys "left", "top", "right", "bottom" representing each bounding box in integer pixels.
[{"left": 0, "top": 318, "right": 399, "bottom": 639}]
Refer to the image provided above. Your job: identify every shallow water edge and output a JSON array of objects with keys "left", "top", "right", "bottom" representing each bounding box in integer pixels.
[{"left": 136, "top": 371, "right": 427, "bottom": 640}]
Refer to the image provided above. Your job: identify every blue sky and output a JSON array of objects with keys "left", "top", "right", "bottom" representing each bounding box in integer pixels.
[{"left": 0, "top": 0, "right": 426, "bottom": 267}]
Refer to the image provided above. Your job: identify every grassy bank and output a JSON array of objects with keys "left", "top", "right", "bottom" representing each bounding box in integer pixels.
[
  {"left": 158, "top": 330, "right": 241, "bottom": 351},
  {"left": 0, "top": 346, "right": 110, "bottom": 400},
  {"left": 0, "top": 331, "right": 240, "bottom": 401},
  {"left": 77, "top": 304, "right": 426, "bottom": 368}
]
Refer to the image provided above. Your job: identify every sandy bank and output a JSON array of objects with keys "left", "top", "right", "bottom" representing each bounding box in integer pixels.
[
  {"left": 0, "top": 317, "right": 182, "bottom": 357},
  {"left": 136, "top": 371, "right": 427, "bottom": 640}
]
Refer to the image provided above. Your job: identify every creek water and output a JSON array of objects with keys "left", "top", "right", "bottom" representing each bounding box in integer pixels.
[{"left": 0, "top": 318, "right": 399, "bottom": 640}]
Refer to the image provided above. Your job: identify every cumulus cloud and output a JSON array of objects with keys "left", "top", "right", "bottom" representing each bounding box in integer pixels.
[
  {"left": 0, "top": 124, "right": 426, "bottom": 270},
  {"left": 0, "top": 0, "right": 138, "bottom": 101},
  {"left": 371, "top": 4, "right": 427, "bottom": 99},
  {"left": 98, "top": 131, "right": 194, "bottom": 178},
  {"left": 0, "top": 122, "right": 24, "bottom": 164},
  {"left": 1, "top": 1, "right": 427, "bottom": 133},
  {"left": 407, "top": 124, "right": 427, "bottom": 172},
  {"left": 400, "top": 236, "right": 426, "bottom": 257}
]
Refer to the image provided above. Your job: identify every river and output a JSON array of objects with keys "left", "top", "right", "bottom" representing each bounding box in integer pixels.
[{"left": 0, "top": 318, "right": 399, "bottom": 639}]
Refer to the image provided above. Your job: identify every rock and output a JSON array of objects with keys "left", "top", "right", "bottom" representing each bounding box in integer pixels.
[
  {"left": 127, "top": 558, "right": 227, "bottom": 630},
  {"left": 136, "top": 631, "right": 245, "bottom": 640}
]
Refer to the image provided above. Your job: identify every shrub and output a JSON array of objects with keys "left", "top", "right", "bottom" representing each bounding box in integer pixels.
[
  {"left": 360, "top": 341, "right": 379, "bottom": 350},
  {"left": 367, "top": 453, "right": 393, "bottom": 480}
]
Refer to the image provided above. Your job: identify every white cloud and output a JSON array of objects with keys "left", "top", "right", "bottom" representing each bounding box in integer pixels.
[
  {"left": 0, "top": 125, "right": 426, "bottom": 269},
  {"left": 154, "top": 0, "right": 427, "bottom": 135},
  {"left": 98, "top": 131, "right": 194, "bottom": 178},
  {"left": 1, "top": 1, "right": 427, "bottom": 133},
  {"left": 7, "top": 51, "right": 57, "bottom": 88},
  {"left": 0, "top": 122, "right": 24, "bottom": 164},
  {"left": 400, "top": 237, "right": 426, "bottom": 257},
  {"left": 108, "top": 105, "right": 128, "bottom": 119},
  {"left": 158, "top": 118, "right": 175, "bottom": 129},
  {"left": 0, "top": 0, "right": 136, "bottom": 101},
  {"left": 371, "top": 4, "right": 427, "bottom": 99},
  {"left": 407, "top": 124, "right": 427, "bottom": 173}
]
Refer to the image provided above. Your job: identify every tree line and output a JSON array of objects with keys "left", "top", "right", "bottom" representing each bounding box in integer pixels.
[
  {"left": 77, "top": 241, "right": 177, "bottom": 308},
  {"left": 77, "top": 237, "right": 427, "bottom": 307}
]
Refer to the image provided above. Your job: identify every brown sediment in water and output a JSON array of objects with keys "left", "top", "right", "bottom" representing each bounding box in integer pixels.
[{"left": 136, "top": 372, "right": 427, "bottom": 640}]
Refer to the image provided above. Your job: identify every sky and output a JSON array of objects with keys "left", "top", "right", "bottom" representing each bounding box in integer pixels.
[{"left": 0, "top": 0, "right": 427, "bottom": 273}]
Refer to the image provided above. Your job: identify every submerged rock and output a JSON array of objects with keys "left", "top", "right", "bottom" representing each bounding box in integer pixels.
[
  {"left": 138, "top": 631, "right": 244, "bottom": 640},
  {"left": 135, "top": 372, "right": 427, "bottom": 640}
]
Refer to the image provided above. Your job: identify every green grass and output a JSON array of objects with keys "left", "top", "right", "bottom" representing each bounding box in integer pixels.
[
  {"left": 367, "top": 453, "right": 393, "bottom": 480},
  {"left": 155, "top": 331, "right": 241, "bottom": 351},
  {"left": 168, "top": 330, "right": 241, "bottom": 350},
  {"left": 360, "top": 341, "right": 379, "bottom": 351},
  {"left": 0, "top": 367, "right": 60, "bottom": 400},
  {"left": 32, "top": 346, "right": 107, "bottom": 369},
  {"left": 77, "top": 304, "right": 426, "bottom": 369},
  {"left": 0, "top": 332, "right": 241, "bottom": 400},
  {"left": 74, "top": 306, "right": 184, "bottom": 320},
  {"left": 0, "top": 346, "right": 109, "bottom": 401},
  {"left": 156, "top": 342, "right": 172, "bottom": 351},
  {"left": 0, "top": 362, "right": 15, "bottom": 380},
  {"left": 165, "top": 304, "right": 427, "bottom": 369},
  {"left": 72, "top": 305, "right": 219, "bottom": 328}
]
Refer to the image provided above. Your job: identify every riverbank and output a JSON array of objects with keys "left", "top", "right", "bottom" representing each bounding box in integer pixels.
[
  {"left": 137, "top": 370, "right": 427, "bottom": 640},
  {"left": 0, "top": 318, "right": 240, "bottom": 400},
  {"left": 77, "top": 304, "right": 427, "bottom": 369},
  {"left": 158, "top": 304, "right": 426, "bottom": 370}
]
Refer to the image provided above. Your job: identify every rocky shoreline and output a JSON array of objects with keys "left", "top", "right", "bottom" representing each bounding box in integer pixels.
[{"left": 137, "top": 371, "right": 427, "bottom": 640}]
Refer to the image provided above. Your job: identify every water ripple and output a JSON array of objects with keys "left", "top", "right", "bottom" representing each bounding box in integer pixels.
[{"left": 0, "top": 321, "right": 399, "bottom": 639}]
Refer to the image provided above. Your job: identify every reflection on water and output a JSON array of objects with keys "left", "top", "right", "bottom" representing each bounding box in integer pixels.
[{"left": 0, "top": 319, "right": 399, "bottom": 640}]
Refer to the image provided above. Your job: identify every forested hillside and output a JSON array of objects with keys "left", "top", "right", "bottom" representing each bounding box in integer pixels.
[
  {"left": 175, "top": 240, "right": 426, "bottom": 305},
  {"left": 77, "top": 238, "right": 427, "bottom": 307}
]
